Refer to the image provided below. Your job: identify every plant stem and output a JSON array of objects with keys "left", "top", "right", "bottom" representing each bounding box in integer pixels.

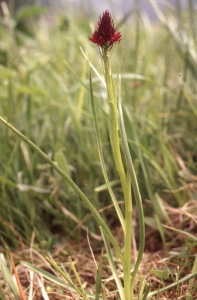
[
  {"left": 102, "top": 49, "right": 133, "bottom": 300},
  {"left": 89, "top": 70, "right": 125, "bottom": 232},
  {"left": 117, "top": 81, "right": 145, "bottom": 292}
]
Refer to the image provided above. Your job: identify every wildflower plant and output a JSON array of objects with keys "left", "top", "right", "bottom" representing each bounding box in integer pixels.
[
  {"left": 0, "top": 10, "right": 145, "bottom": 300},
  {"left": 88, "top": 10, "right": 145, "bottom": 299}
]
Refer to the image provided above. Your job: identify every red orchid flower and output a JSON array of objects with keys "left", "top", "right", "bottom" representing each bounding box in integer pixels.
[{"left": 89, "top": 10, "right": 122, "bottom": 48}]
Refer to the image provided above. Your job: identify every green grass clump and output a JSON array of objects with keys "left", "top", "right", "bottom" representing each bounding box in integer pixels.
[{"left": 0, "top": 1, "right": 196, "bottom": 250}]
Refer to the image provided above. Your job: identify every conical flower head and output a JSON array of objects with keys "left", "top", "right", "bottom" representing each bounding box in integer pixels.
[{"left": 89, "top": 10, "right": 122, "bottom": 48}]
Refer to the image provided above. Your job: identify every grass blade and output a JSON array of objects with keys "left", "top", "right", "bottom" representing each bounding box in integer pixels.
[
  {"left": 0, "top": 116, "right": 124, "bottom": 266},
  {"left": 95, "top": 250, "right": 103, "bottom": 300},
  {"left": 0, "top": 254, "right": 20, "bottom": 299},
  {"left": 100, "top": 227, "right": 125, "bottom": 300}
]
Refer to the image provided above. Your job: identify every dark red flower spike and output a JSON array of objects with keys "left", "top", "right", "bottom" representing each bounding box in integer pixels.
[{"left": 89, "top": 10, "right": 122, "bottom": 48}]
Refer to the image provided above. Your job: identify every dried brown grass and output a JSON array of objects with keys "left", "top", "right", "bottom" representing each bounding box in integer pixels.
[{"left": 1, "top": 200, "right": 197, "bottom": 299}]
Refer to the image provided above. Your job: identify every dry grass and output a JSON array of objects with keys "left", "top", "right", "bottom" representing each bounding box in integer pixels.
[{"left": 1, "top": 200, "right": 197, "bottom": 299}]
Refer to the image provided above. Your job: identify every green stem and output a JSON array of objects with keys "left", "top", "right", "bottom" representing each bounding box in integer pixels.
[
  {"left": 124, "top": 173, "right": 133, "bottom": 299},
  {"left": 117, "top": 79, "right": 145, "bottom": 292},
  {"left": 102, "top": 49, "right": 132, "bottom": 300},
  {"left": 89, "top": 70, "right": 125, "bottom": 232},
  {"left": 104, "top": 54, "right": 127, "bottom": 191}
]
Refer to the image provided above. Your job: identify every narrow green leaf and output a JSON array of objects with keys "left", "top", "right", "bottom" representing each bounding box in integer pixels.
[
  {"left": 163, "top": 225, "right": 197, "bottom": 242},
  {"left": 186, "top": 293, "right": 193, "bottom": 300},
  {"left": 0, "top": 256, "right": 20, "bottom": 299},
  {"left": 142, "top": 284, "right": 151, "bottom": 300},
  {"left": 0, "top": 116, "right": 124, "bottom": 266},
  {"left": 21, "top": 261, "right": 96, "bottom": 299},
  {"left": 187, "top": 249, "right": 197, "bottom": 295},
  {"left": 46, "top": 257, "right": 87, "bottom": 300},
  {"left": 148, "top": 271, "right": 197, "bottom": 298},
  {"left": 95, "top": 250, "right": 103, "bottom": 300},
  {"left": 150, "top": 269, "right": 170, "bottom": 280},
  {"left": 21, "top": 261, "right": 68, "bottom": 288},
  {"left": 154, "top": 193, "right": 172, "bottom": 225},
  {"left": 137, "top": 276, "right": 146, "bottom": 300},
  {"left": 100, "top": 227, "right": 125, "bottom": 300},
  {"left": 68, "top": 256, "right": 86, "bottom": 297},
  {"left": 55, "top": 150, "right": 70, "bottom": 176}
]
